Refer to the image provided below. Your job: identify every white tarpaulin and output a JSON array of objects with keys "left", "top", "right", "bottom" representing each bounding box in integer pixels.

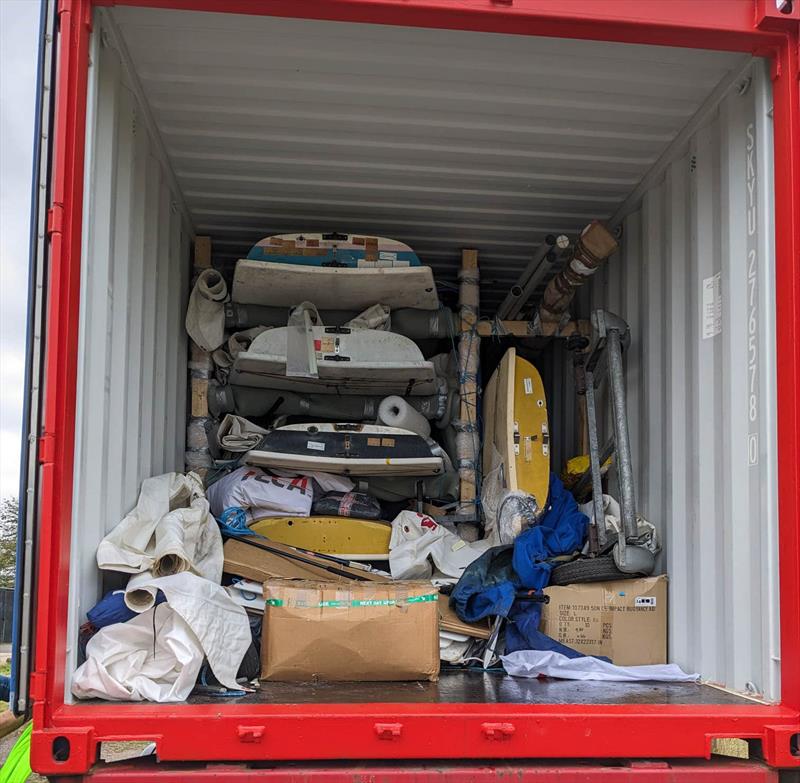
[
  {"left": 501, "top": 650, "right": 699, "bottom": 683},
  {"left": 185, "top": 268, "right": 228, "bottom": 352},
  {"left": 123, "top": 571, "right": 251, "bottom": 691},
  {"left": 268, "top": 468, "right": 354, "bottom": 494},
  {"left": 217, "top": 414, "right": 268, "bottom": 453},
  {"left": 96, "top": 472, "right": 222, "bottom": 582},
  {"left": 206, "top": 466, "right": 313, "bottom": 521},
  {"left": 72, "top": 605, "right": 204, "bottom": 702},
  {"left": 389, "top": 510, "right": 491, "bottom": 582}
]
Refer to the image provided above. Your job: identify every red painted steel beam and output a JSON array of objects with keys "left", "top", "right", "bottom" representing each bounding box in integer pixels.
[
  {"left": 51, "top": 759, "right": 779, "bottom": 783},
  {"left": 31, "top": 702, "right": 800, "bottom": 774},
  {"left": 771, "top": 16, "right": 800, "bottom": 718},
  {"left": 32, "top": 0, "right": 92, "bottom": 733},
  {"left": 96, "top": 0, "right": 792, "bottom": 52}
]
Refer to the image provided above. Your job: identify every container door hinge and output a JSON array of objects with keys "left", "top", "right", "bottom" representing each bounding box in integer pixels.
[
  {"left": 46, "top": 205, "right": 64, "bottom": 238},
  {"left": 481, "top": 722, "right": 516, "bottom": 740},
  {"left": 236, "top": 725, "right": 265, "bottom": 743},
  {"left": 38, "top": 433, "right": 56, "bottom": 465},
  {"left": 374, "top": 722, "right": 402, "bottom": 740}
]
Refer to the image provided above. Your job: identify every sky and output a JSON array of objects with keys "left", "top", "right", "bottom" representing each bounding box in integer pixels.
[{"left": 0, "top": 1, "right": 40, "bottom": 499}]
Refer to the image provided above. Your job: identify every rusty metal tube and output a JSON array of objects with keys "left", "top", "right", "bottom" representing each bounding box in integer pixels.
[{"left": 535, "top": 221, "right": 618, "bottom": 336}]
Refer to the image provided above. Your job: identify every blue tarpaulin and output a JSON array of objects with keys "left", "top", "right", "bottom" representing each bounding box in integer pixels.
[{"left": 451, "top": 473, "right": 589, "bottom": 653}]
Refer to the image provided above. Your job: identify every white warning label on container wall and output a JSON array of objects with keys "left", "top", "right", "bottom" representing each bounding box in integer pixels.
[{"left": 702, "top": 272, "right": 722, "bottom": 339}]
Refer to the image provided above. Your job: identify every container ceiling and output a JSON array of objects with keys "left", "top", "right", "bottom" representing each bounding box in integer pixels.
[{"left": 107, "top": 7, "right": 745, "bottom": 310}]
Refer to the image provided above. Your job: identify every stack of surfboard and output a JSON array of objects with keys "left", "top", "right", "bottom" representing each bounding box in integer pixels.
[
  {"left": 219, "top": 233, "right": 457, "bottom": 559},
  {"left": 229, "top": 233, "right": 443, "bottom": 402}
]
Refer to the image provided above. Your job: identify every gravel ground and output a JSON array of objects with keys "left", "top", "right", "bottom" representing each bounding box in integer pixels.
[{"left": 1, "top": 721, "right": 153, "bottom": 780}]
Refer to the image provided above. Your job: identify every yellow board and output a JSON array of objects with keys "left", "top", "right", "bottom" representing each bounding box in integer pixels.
[
  {"left": 512, "top": 353, "right": 550, "bottom": 508},
  {"left": 483, "top": 348, "right": 550, "bottom": 509},
  {"left": 248, "top": 516, "right": 391, "bottom": 560}
]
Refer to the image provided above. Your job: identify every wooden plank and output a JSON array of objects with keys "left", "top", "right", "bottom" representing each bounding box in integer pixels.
[
  {"left": 476, "top": 319, "right": 591, "bottom": 338},
  {"left": 194, "top": 235, "right": 212, "bottom": 268},
  {"left": 461, "top": 247, "right": 478, "bottom": 271},
  {"left": 191, "top": 377, "right": 209, "bottom": 418},
  {"left": 458, "top": 249, "right": 479, "bottom": 516}
]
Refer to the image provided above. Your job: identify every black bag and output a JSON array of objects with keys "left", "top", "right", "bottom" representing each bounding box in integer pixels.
[{"left": 311, "top": 491, "right": 382, "bottom": 519}]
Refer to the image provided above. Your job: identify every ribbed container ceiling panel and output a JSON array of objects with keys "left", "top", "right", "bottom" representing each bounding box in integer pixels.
[{"left": 106, "top": 7, "right": 745, "bottom": 308}]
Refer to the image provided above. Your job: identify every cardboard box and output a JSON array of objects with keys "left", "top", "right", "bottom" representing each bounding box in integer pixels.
[
  {"left": 261, "top": 579, "right": 440, "bottom": 682},
  {"left": 540, "top": 575, "right": 667, "bottom": 666},
  {"left": 223, "top": 538, "right": 491, "bottom": 639}
]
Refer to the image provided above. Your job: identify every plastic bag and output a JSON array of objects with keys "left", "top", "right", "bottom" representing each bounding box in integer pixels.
[
  {"left": 389, "top": 510, "right": 491, "bottom": 582},
  {"left": 206, "top": 466, "right": 313, "bottom": 521},
  {"left": 311, "top": 491, "right": 382, "bottom": 519}
]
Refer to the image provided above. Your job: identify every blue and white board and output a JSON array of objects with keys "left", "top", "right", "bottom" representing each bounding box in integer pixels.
[{"left": 247, "top": 232, "right": 421, "bottom": 268}]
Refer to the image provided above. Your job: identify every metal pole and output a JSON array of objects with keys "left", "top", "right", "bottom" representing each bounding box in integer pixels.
[
  {"left": 504, "top": 248, "right": 558, "bottom": 320},
  {"left": 495, "top": 235, "right": 557, "bottom": 319},
  {"left": 606, "top": 329, "right": 638, "bottom": 544},
  {"left": 584, "top": 370, "right": 607, "bottom": 552}
]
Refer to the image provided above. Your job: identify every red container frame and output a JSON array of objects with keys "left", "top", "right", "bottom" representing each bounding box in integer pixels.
[{"left": 31, "top": 0, "right": 800, "bottom": 776}]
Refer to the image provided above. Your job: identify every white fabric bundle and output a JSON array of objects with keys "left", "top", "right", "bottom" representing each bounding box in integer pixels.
[
  {"left": 185, "top": 268, "right": 228, "bottom": 351},
  {"left": 389, "top": 510, "right": 491, "bottom": 583},
  {"left": 579, "top": 494, "right": 661, "bottom": 555},
  {"left": 268, "top": 468, "right": 354, "bottom": 494},
  {"left": 72, "top": 605, "right": 204, "bottom": 702},
  {"left": 377, "top": 395, "right": 431, "bottom": 438},
  {"left": 84, "top": 475, "right": 252, "bottom": 702},
  {"left": 122, "top": 571, "right": 251, "bottom": 690},
  {"left": 73, "top": 575, "right": 252, "bottom": 702},
  {"left": 501, "top": 650, "right": 699, "bottom": 683},
  {"left": 206, "top": 465, "right": 313, "bottom": 521},
  {"left": 345, "top": 303, "right": 391, "bottom": 331},
  {"left": 217, "top": 414, "right": 268, "bottom": 453},
  {"left": 96, "top": 472, "right": 222, "bottom": 582}
]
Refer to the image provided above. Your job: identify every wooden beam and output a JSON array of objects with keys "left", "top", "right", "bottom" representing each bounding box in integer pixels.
[
  {"left": 194, "top": 235, "right": 212, "bottom": 268},
  {"left": 477, "top": 318, "right": 591, "bottom": 339},
  {"left": 457, "top": 249, "right": 480, "bottom": 531},
  {"left": 186, "top": 236, "right": 214, "bottom": 475}
]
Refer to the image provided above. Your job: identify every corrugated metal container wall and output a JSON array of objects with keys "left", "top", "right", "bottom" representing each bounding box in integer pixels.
[
  {"left": 68, "top": 28, "right": 192, "bottom": 667},
  {"left": 584, "top": 59, "right": 779, "bottom": 700}
]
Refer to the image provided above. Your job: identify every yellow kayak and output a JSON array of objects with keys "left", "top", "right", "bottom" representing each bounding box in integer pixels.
[{"left": 248, "top": 516, "right": 391, "bottom": 560}]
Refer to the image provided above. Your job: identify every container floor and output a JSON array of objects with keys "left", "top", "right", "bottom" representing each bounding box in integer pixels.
[{"left": 187, "top": 670, "right": 755, "bottom": 706}]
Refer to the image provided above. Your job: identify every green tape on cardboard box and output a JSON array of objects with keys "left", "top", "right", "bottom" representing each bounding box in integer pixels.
[{"left": 266, "top": 594, "right": 437, "bottom": 608}]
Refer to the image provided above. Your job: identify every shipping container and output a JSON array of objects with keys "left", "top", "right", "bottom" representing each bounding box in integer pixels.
[{"left": 12, "top": 0, "right": 800, "bottom": 779}]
